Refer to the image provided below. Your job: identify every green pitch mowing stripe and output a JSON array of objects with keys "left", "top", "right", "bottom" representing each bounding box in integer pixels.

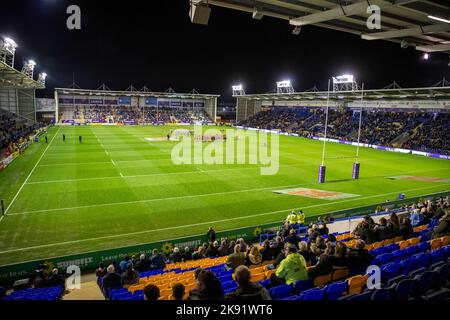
[{"left": 0, "top": 125, "right": 448, "bottom": 265}]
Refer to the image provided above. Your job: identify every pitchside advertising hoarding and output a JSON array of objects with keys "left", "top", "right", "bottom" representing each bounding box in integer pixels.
[{"left": 0, "top": 191, "right": 448, "bottom": 285}]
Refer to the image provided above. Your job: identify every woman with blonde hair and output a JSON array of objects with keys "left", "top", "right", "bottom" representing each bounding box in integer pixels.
[{"left": 246, "top": 246, "right": 262, "bottom": 267}]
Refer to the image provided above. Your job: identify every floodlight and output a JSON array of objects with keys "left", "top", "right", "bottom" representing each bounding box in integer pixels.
[
  {"left": 28, "top": 60, "right": 36, "bottom": 68},
  {"left": 232, "top": 85, "right": 243, "bottom": 91},
  {"left": 277, "top": 80, "right": 291, "bottom": 88},
  {"left": 423, "top": 53, "right": 429, "bottom": 60},
  {"left": 292, "top": 26, "right": 301, "bottom": 35},
  {"left": 333, "top": 74, "right": 354, "bottom": 84},
  {"left": 4, "top": 37, "right": 18, "bottom": 50},
  {"left": 428, "top": 15, "right": 450, "bottom": 24},
  {"left": 232, "top": 84, "right": 245, "bottom": 96},
  {"left": 252, "top": 7, "right": 264, "bottom": 20},
  {"left": 39, "top": 72, "right": 47, "bottom": 80}
]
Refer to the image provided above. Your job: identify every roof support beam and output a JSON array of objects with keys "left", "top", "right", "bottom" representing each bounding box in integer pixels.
[
  {"left": 290, "top": 0, "right": 385, "bottom": 27},
  {"left": 362, "top": 23, "right": 450, "bottom": 40},
  {"left": 415, "top": 43, "right": 450, "bottom": 53}
]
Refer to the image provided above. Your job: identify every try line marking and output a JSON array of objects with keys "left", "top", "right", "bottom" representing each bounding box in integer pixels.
[
  {"left": 2, "top": 126, "right": 62, "bottom": 217},
  {"left": 0, "top": 186, "right": 447, "bottom": 255}
]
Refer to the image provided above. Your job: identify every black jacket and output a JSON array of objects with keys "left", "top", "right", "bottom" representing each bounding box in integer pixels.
[{"left": 225, "top": 283, "right": 271, "bottom": 300}]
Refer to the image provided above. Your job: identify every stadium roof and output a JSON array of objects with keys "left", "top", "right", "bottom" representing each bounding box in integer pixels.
[
  {"left": 55, "top": 87, "right": 220, "bottom": 99},
  {"left": 235, "top": 84, "right": 450, "bottom": 101},
  {"left": 0, "top": 60, "right": 45, "bottom": 90},
  {"left": 202, "top": 0, "right": 450, "bottom": 54}
]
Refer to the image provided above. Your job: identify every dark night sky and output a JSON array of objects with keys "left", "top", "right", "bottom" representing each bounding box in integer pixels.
[{"left": 0, "top": 0, "right": 449, "bottom": 101}]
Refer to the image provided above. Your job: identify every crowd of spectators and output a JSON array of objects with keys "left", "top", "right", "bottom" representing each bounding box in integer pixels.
[
  {"left": 66, "top": 105, "right": 212, "bottom": 124},
  {"left": 238, "top": 108, "right": 450, "bottom": 155},
  {"left": 95, "top": 196, "right": 449, "bottom": 300},
  {"left": 0, "top": 110, "right": 44, "bottom": 159}
]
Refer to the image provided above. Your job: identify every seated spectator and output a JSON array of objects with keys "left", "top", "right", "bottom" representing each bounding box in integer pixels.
[
  {"left": 119, "top": 256, "right": 131, "bottom": 273},
  {"left": 348, "top": 239, "right": 373, "bottom": 275},
  {"left": 353, "top": 219, "right": 377, "bottom": 244},
  {"left": 183, "top": 247, "right": 193, "bottom": 262},
  {"left": 236, "top": 238, "right": 248, "bottom": 253},
  {"left": 332, "top": 242, "right": 349, "bottom": 268},
  {"left": 282, "top": 222, "right": 292, "bottom": 238},
  {"left": 432, "top": 211, "right": 450, "bottom": 239},
  {"left": 225, "top": 266, "right": 271, "bottom": 300},
  {"left": 226, "top": 244, "right": 246, "bottom": 271},
  {"left": 272, "top": 245, "right": 309, "bottom": 286},
  {"left": 205, "top": 241, "right": 219, "bottom": 258},
  {"left": 271, "top": 236, "right": 284, "bottom": 258},
  {"left": 102, "top": 265, "right": 122, "bottom": 295},
  {"left": 144, "top": 284, "right": 160, "bottom": 301},
  {"left": 308, "top": 243, "right": 335, "bottom": 279},
  {"left": 169, "top": 247, "right": 183, "bottom": 263},
  {"left": 399, "top": 217, "right": 414, "bottom": 240},
  {"left": 188, "top": 270, "right": 223, "bottom": 300},
  {"left": 227, "top": 240, "right": 236, "bottom": 256},
  {"left": 318, "top": 224, "right": 329, "bottom": 236},
  {"left": 121, "top": 264, "right": 139, "bottom": 286},
  {"left": 298, "top": 241, "right": 314, "bottom": 266},
  {"left": 245, "top": 246, "right": 262, "bottom": 267},
  {"left": 96, "top": 263, "right": 107, "bottom": 278},
  {"left": 375, "top": 218, "right": 394, "bottom": 241},
  {"left": 47, "top": 268, "right": 66, "bottom": 289},
  {"left": 260, "top": 240, "right": 274, "bottom": 262},
  {"left": 150, "top": 249, "right": 167, "bottom": 270},
  {"left": 285, "top": 229, "right": 301, "bottom": 248},
  {"left": 218, "top": 239, "right": 229, "bottom": 257},
  {"left": 171, "top": 283, "right": 185, "bottom": 300},
  {"left": 389, "top": 212, "right": 400, "bottom": 229},
  {"left": 192, "top": 246, "right": 205, "bottom": 261},
  {"left": 135, "top": 254, "right": 149, "bottom": 272},
  {"left": 410, "top": 207, "right": 425, "bottom": 227},
  {"left": 33, "top": 270, "right": 48, "bottom": 289}
]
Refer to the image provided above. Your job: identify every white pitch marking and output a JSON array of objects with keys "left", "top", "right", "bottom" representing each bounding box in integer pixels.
[
  {"left": 2, "top": 126, "right": 62, "bottom": 216},
  {"left": 0, "top": 187, "right": 447, "bottom": 255}
]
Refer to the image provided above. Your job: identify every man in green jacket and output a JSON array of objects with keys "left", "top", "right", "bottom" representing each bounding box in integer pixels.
[{"left": 275, "top": 245, "right": 309, "bottom": 285}]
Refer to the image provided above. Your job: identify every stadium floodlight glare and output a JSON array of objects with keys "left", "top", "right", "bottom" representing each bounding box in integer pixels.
[
  {"left": 333, "top": 74, "right": 354, "bottom": 84},
  {"left": 428, "top": 15, "right": 450, "bottom": 24},
  {"left": 423, "top": 53, "right": 430, "bottom": 60},
  {"left": 3, "top": 37, "right": 18, "bottom": 52},
  {"left": 232, "top": 84, "right": 245, "bottom": 96},
  {"left": 277, "top": 80, "right": 291, "bottom": 88},
  {"left": 38, "top": 72, "right": 47, "bottom": 85},
  {"left": 27, "top": 60, "right": 36, "bottom": 68}
]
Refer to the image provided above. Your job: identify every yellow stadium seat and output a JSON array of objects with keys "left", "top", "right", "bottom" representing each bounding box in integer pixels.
[
  {"left": 250, "top": 266, "right": 265, "bottom": 274},
  {"left": 383, "top": 238, "right": 394, "bottom": 246},
  {"left": 348, "top": 274, "right": 368, "bottom": 295},
  {"left": 364, "top": 244, "right": 374, "bottom": 251},
  {"left": 398, "top": 240, "right": 410, "bottom": 250},
  {"left": 430, "top": 239, "right": 442, "bottom": 251},
  {"left": 251, "top": 273, "right": 266, "bottom": 283},
  {"left": 128, "top": 284, "right": 144, "bottom": 294},
  {"left": 409, "top": 237, "right": 420, "bottom": 246},
  {"left": 372, "top": 241, "right": 383, "bottom": 249},
  {"left": 332, "top": 268, "right": 349, "bottom": 281},
  {"left": 441, "top": 236, "right": 450, "bottom": 247},
  {"left": 265, "top": 269, "right": 276, "bottom": 279},
  {"left": 393, "top": 236, "right": 403, "bottom": 243},
  {"left": 314, "top": 273, "right": 332, "bottom": 288}
]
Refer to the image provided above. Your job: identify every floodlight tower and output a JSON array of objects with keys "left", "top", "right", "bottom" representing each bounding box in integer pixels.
[
  {"left": 38, "top": 73, "right": 47, "bottom": 86},
  {"left": 332, "top": 74, "right": 358, "bottom": 92},
  {"left": 276, "top": 80, "right": 294, "bottom": 94},
  {"left": 232, "top": 84, "right": 245, "bottom": 97},
  {"left": 0, "top": 37, "right": 18, "bottom": 67},
  {"left": 22, "top": 59, "right": 36, "bottom": 79}
]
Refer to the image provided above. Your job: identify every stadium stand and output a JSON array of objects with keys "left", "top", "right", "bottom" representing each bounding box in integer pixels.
[
  {"left": 239, "top": 108, "right": 450, "bottom": 155},
  {"left": 1, "top": 197, "right": 448, "bottom": 301}
]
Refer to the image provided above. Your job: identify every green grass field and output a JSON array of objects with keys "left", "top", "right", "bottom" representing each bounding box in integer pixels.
[{"left": 0, "top": 125, "right": 449, "bottom": 266}]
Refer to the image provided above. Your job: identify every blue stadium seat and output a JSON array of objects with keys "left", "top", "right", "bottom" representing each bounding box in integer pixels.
[
  {"left": 423, "top": 288, "right": 450, "bottom": 301},
  {"left": 259, "top": 279, "right": 270, "bottom": 288},
  {"left": 414, "top": 271, "right": 438, "bottom": 295},
  {"left": 386, "top": 244, "right": 400, "bottom": 253},
  {"left": 347, "top": 290, "right": 372, "bottom": 301},
  {"left": 392, "top": 250, "right": 407, "bottom": 263},
  {"left": 406, "top": 245, "right": 420, "bottom": 257},
  {"left": 378, "top": 253, "right": 393, "bottom": 266},
  {"left": 387, "top": 274, "right": 407, "bottom": 287},
  {"left": 268, "top": 284, "right": 293, "bottom": 299},
  {"left": 325, "top": 281, "right": 348, "bottom": 300},
  {"left": 401, "top": 258, "right": 417, "bottom": 276},
  {"left": 222, "top": 280, "right": 238, "bottom": 291},
  {"left": 414, "top": 253, "right": 432, "bottom": 269},
  {"left": 371, "top": 284, "right": 395, "bottom": 300},
  {"left": 297, "top": 288, "right": 325, "bottom": 301},
  {"left": 418, "top": 242, "right": 430, "bottom": 253},
  {"left": 395, "top": 279, "right": 416, "bottom": 300},
  {"left": 432, "top": 248, "right": 446, "bottom": 264},
  {"left": 293, "top": 279, "right": 313, "bottom": 295},
  {"left": 382, "top": 263, "right": 402, "bottom": 283}
]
